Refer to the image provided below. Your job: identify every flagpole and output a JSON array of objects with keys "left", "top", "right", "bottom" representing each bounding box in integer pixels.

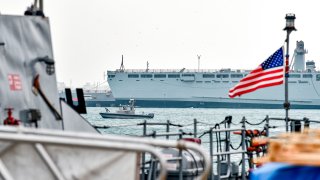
[{"left": 283, "top": 14, "right": 297, "bottom": 132}]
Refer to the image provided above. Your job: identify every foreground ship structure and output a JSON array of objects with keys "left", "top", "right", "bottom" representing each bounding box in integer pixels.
[
  {"left": 107, "top": 41, "right": 320, "bottom": 109},
  {"left": 0, "top": 3, "right": 210, "bottom": 179}
]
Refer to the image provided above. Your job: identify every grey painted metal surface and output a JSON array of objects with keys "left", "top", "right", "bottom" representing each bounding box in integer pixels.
[
  {"left": 61, "top": 101, "right": 97, "bottom": 133},
  {"left": 0, "top": 14, "right": 97, "bottom": 133},
  {"left": 0, "top": 15, "right": 61, "bottom": 129},
  {"left": 0, "top": 12, "right": 211, "bottom": 180}
]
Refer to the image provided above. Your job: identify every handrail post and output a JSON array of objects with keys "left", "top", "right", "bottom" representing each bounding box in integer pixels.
[
  {"left": 241, "top": 117, "right": 246, "bottom": 180},
  {"left": 194, "top": 118, "right": 197, "bottom": 138},
  {"left": 217, "top": 154, "right": 221, "bottom": 180},
  {"left": 179, "top": 130, "right": 183, "bottom": 180},
  {"left": 265, "top": 115, "right": 269, "bottom": 137},
  {"left": 141, "top": 120, "right": 147, "bottom": 180},
  {"left": 166, "top": 120, "right": 170, "bottom": 140},
  {"left": 226, "top": 117, "right": 231, "bottom": 171},
  {"left": 209, "top": 128, "right": 213, "bottom": 180}
]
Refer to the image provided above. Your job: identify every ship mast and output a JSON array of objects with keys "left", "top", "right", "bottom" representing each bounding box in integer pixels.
[
  {"left": 283, "top": 13, "right": 297, "bottom": 132},
  {"left": 119, "top": 55, "right": 125, "bottom": 72},
  {"left": 146, "top": 61, "right": 149, "bottom": 72},
  {"left": 197, "top": 55, "right": 201, "bottom": 71}
]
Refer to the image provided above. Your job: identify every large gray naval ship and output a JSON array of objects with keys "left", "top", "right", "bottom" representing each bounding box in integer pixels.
[{"left": 107, "top": 41, "right": 320, "bottom": 109}]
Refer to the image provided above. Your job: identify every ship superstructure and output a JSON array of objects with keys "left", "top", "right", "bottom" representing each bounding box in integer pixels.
[
  {"left": 107, "top": 41, "right": 320, "bottom": 108},
  {"left": 58, "top": 82, "right": 115, "bottom": 107}
]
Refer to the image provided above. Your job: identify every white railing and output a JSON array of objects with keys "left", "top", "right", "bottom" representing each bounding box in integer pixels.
[{"left": 0, "top": 126, "right": 211, "bottom": 180}]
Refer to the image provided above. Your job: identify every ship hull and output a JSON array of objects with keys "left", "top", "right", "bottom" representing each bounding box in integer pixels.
[
  {"left": 106, "top": 69, "right": 320, "bottom": 109},
  {"left": 113, "top": 99, "right": 320, "bottom": 109},
  {"left": 81, "top": 98, "right": 320, "bottom": 109},
  {"left": 99, "top": 112, "right": 154, "bottom": 119}
]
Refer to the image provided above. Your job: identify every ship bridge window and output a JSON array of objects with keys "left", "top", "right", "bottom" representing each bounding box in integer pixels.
[
  {"left": 303, "top": 74, "right": 313, "bottom": 78},
  {"left": 108, "top": 75, "right": 115, "bottom": 78},
  {"left": 217, "top": 74, "right": 229, "bottom": 78},
  {"left": 154, "top": 74, "right": 166, "bottom": 78},
  {"left": 203, "top": 74, "right": 215, "bottom": 78},
  {"left": 231, "top": 74, "right": 243, "bottom": 78},
  {"left": 128, "top": 74, "right": 139, "bottom": 78},
  {"left": 141, "top": 74, "right": 153, "bottom": 78},
  {"left": 168, "top": 74, "right": 180, "bottom": 78},
  {"left": 182, "top": 74, "right": 195, "bottom": 77},
  {"left": 316, "top": 74, "right": 320, "bottom": 81},
  {"left": 290, "top": 74, "right": 301, "bottom": 78}
]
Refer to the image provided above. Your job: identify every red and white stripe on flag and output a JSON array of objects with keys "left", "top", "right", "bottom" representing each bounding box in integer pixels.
[{"left": 229, "top": 47, "right": 284, "bottom": 98}]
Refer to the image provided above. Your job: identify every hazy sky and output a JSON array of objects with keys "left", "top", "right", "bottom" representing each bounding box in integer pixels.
[{"left": 1, "top": 0, "right": 319, "bottom": 87}]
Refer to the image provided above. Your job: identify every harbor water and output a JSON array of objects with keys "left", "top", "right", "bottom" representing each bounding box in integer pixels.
[
  {"left": 84, "top": 108, "right": 320, "bottom": 151},
  {"left": 84, "top": 108, "right": 320, "bottom": 174},
  {"left": 84, "top": 107, "right": 320, "bottom": 136}
]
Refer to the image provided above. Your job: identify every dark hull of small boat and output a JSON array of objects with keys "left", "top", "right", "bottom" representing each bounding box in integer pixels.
[{"left": 99, "top": 112, "right": 154, "bottom": 119}]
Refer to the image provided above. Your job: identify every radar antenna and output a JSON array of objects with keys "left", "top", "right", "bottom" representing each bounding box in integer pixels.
[{"left": 119, "top": 55, "right": 125, "bottom": 72}]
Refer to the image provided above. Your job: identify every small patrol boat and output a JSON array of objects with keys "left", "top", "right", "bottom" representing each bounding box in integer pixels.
[{"left": 100, "top": 99, "right": 154, "bottom": 119}]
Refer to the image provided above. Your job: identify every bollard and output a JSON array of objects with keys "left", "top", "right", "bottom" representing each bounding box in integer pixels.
[{"left": 291, "top": 120, "right": 301, "bottom": 132}]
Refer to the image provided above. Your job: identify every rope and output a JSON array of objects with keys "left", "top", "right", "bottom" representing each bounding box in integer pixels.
[
  {"left": 198, "top": 126, "right": 216, "bottom": 138},
  {"left": 245, "top": 119, "right": 266, "bottom": 126},
  {"left": 230, "top": 141, "right": 242, "bottom": 150},
  {"left": 169, "top": 123, "right": 183, "bottom": 127},
  {"left": 231, "top": 121, "right": 241, "bottom": 126},
  {"left": 183, "top": 123, "right": 195, "bottom": 126},
  {"left": 197, "top": 121, "right": 217, "bottom": 126},
  {"left": 311, "top": 78, "right": 320, "bottom": 97},
  {"left": 214, "top": 124, "right": 223, "bottom": 153}
]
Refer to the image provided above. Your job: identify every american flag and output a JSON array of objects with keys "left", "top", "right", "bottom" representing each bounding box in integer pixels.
[{"left": 229, "top": 47, "right": 284, "bottom": 98}]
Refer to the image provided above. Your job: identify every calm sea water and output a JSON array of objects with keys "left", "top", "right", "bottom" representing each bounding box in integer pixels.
[
  {"left": 82, "top": 107, "right": 320, "bottom": 166},
  {"left": 82, "top": 107, "right": 320, "bottom": 137}
]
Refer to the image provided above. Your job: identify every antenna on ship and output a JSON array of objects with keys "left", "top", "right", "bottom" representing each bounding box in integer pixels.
[
  {"left": 197, "top": 55, "right": 201, "bottom": 71},
  {"left": 119, "top": 55, "right": 125, "bottom": 72},
  {"left": 146, "top": 61, "right": 149, "bottom": 72}
]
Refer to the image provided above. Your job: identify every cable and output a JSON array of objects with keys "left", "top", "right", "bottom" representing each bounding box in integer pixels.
[
  {"left": 230, "top": 141, "right": 242, "bottom": 150},
  {"left": 245, "top": 119, "right": 266, "bottom": 126},
  {"left": 231, "top": 121, "right": 241, "bottom": 126},
  {"left": 186, "top": 149, "right": 199, "bottom": 176},
  {"left": 310, "top": 77, "right": 320, "bottom": 97}
]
